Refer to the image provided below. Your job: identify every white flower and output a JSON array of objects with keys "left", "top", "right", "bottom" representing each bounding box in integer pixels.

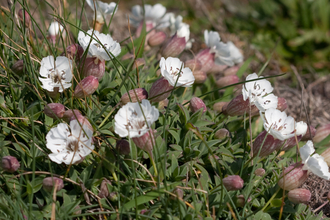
[
  {"left": 39, "top": 56, "right": 73, "bottom": 92},
  {"left": 46, "top": 120, "right": 94, "bottom": 165},
  {"left": 130, "top": 4, "right": 169, "bottom": 29},
  {"left": 48, "top": 21, "right": 65, "bottom": 37},
  {"left": 160, "top": 57, "right": 195, "bottom": 87},
  {"left": 261, "top": 108, "right": 308, "bottom": 141},
  {"left": 86, "top": 0, "right": 117, "bottom": 23},
  {"left": 242, "top": 73, "right": 277, "bottom": 112},
  {"left": 114, "top": 99, "right": 159, "bottom": 138},
  {"left": 78, "top": 29, "right": 121, "bottom": 61},
  {"left": 204, "top": 30, "right": 233, "bottom": 66},
  {"left": 227, "top": 41, "right": 243, "bottom": 64},
  {"left": 300, "top": 140, "right": 330, "bottom": 180},
  {"left": 169, "top": 15, "right": 192, "bottom": 49}
]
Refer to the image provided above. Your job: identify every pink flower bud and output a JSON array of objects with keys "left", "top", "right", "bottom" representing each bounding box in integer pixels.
[
  {"left": 43, "top": 177, "right": 64, "bottom": 192},
  {"left": 224, "top": 66, "right": 240, "bottom": 76},
  {"left": 223, "top": 175, "right": 244, "bottom": 191},
  {"left": 276, "top": 97, "right": 287, "bottom": 112},
  {"left": 79, "top": 57, "right": 105, "bottom": 80},
  {"left": 98, "top": 179, "right": 111, "bottom": 198},
  {"left": 132, "top": 129, "right": 155, "bottom": 153},
  {"left": 288, "top": 188, "right": 311, "bottom": 204},
  {"left": 18, "top": 9, "right": 31, "bottom": 28},
  {"left": 253, "top": 131, "right": 284, "bottom": 157},
  {"left": 190, "top": 97, "right": 207, "bottom": 113},
  {"left": 208, "top": 63, "right": 227, "bottom": 75},
  {"left": 133, "top": 58, "right": 146, "bottom": 69},
  {"left": 195, "top": 49, "right": 215, "bottom": 73},
  {"left": 44, "top": 103, "right": 65, "bottom": 119},
  {"left": 278, "top": 163, "right": 308, "bottom": 191},
  {"left": 171, "top": 188, "right": 184, "bottom": 200},
  {"left": 301, "top": 125, "right": 316, "bottom": 141},
  {"left": 185, "top": 59, "right": 202, "bottom": 71},
  {"left": 213, "top": 102, "right": 228, "bottom": 113},
  {"left": 63, "top": 109, "right": 82, "bottom": 122},
  {"left": 216, "top": 75, "right": 239, "bottom": 89},
  {"left": 162, "top": 34, "right": 186, "bottom": 58},
  {"left": 11, "top": 59, "right": 25, "bottom": 76},
  {"left": 214, "top": 128, "right": 229, "bottom": 140},
  {"left": 135, "top": 21, "right": 154, "bottom": 38},
  {"left": 116, "top": 139, "right": 130, "bottom": 155},
  {"left": 149, "top": 77, "right": 173, "bottom": 102},
  {"left": 254, "top": 168, "right": 265, "bottom": 176},
  {"left": 1, "top": 156, "right": 20, "bottom": 173},
  {"left": 224, "top": 94, "right": 258, "bottom": 116},
  {"left": 121, "top": 88, "right": 148, "bottom": 105},
  {"left": 74, "top": 76, "right": 99, "bottom": 98},
  {"left": 148, "top": 31, "right": 166, "bottom": 47},
  {"left": 61, "top": 43, "right": 84, "bottom": 62},
  {"left": 313, "top": 124, "right": 330, "bottom": 144},
  {"left": 192, "top": 70, "right": 207, "bottom": 84}
]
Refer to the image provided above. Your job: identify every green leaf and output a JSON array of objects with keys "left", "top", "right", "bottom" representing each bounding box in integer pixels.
[{"left": 122, "top": 190, "right": 165, "bottom": 210}]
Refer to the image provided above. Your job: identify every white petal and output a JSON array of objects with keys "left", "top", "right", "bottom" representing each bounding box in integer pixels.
[
  {"left": 300, "top": 140, "right": 315, "bottom": 163},
  {"left": 304, "top": 154, "right": 330, "bottom": 180},
  {"left": 295, "top": 121, "right": 308, "bottom": 136}
]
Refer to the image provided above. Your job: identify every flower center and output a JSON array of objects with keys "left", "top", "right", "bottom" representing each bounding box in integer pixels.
[
  {"left": 169, "top": 66, "right": 183, "bottom": 78},
  {"left": 66, "top": 136, "right": 80, "bottom": 152},
  {"left": 125, "top": 110, "right": 147, "bottom": 134},
  {"left": 48, "top": 68, "right": 65, "bottom": 84}
]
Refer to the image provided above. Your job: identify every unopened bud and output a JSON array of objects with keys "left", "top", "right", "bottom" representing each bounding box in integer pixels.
[
  {"left": 277, "top": 97, "right": 288, "bottom": 112},
  {"left": 120, "top": 88, "right": 148, "bottom": 105},
  {"left": 1, "top": 156, "right": 20, "bottom": 173},
  {"left": 18, "top": 9, "right": 31, "bottom": 28},
  {"left": 224, "top": 94, "right": 258, "bottom": 116},
  {"left": 214, "top": 128, "right": 229, "bottom": 140},
  {"left": 195, "top": 49, "right": 215, "bottom": 73},
  {"left": 253, "top": 131, "right": 284, "bottom": 157},
  {"left": 63, "top": 109, "right": 82, "bottom": 122},
  {"left": 223, "top": 175, "right": 244, "bottom": 191},
  {"left": 43, "top": 177, "right": 64, "bottom": 192},
  {"left": 79, "top": 57, "right": 105, "bottom": 80},
  {"left": 133, "top": 58, "right": 146, "bottom": 69},
  {"left": 132, "top": 129, "right": 155, "bottom": 154},
  {"left": 213, "top": 102, "right": 228, "bottom": 113},
  {"left": 254, "top": 168, "right": 266, "bottom": 176},
  {"left": 11, "top": 59, "right": 25, "bottom": 76},
  {"left": 74, "top": 76, "right": 99, "bottom": 98},
  {"left": 236, "top": 195, "right": 245, "bottom": 207},
  {"left": 171, "top": 188, "right": 184, "bottom": 200},
  {"left": 313, "top": 124, "right": 330, "bottom": 144},
  {"left": 208, "top": 63, "right": 227, "bottom": 75},
  {"left": 109, "top": 192, "right": 118, "bottom": 202},
  {"left": 216, "top": 75, "right": 239, "bottom": 88},
  {"left": 116, "top": 139, "right": 130, "bottom": 155},
  {"left": 148, "top": 31, "right": 166, "bottom": 47},
  {"left": 278, "top": 163, "right": 308, "bottom": 191},
  {"left": 98, "top": 179, "right": 111, "bottom": 198},
  {"left": 149, "top": 77, "right": 173, "bottom": 102},
  {"left": 162, "top": 34, "right": 186, "bottom": 58},
  {"left": 301, "top": 125, "right": 316, "bottom": 141},
  {"left": 288, "top": 188, "right": 311, "bottom": 204},
  {"left": 185, "top": 59, "right": 202, "bottom": 71},
  {"left": 44, "top": 103, "right": 65, "bottom": 119},
  {"left": 224, "top": 66, "right": 239, "bottom": 76},
  {"left": 61, "top": 43, "right": 84, "bottom": 61},
  {"left": 192, "top": 70, "right": 207, "bottom": 84},
  {"left": 190, "top": 97, "right": 207, "bottom": 113}
]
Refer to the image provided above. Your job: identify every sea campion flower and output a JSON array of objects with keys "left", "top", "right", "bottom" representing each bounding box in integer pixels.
[
  {"left": 114, "top": 99, "right": 159, "bottom": 138},
  {"left": 130, "top": 4, "right": 170, "bottom": 29},
  {"left": 46, "top": 119, "right": 94, "bottom": 165},
  {"left": 39, "top": 56, "right": 73, "bottom": 92},
  {"left": 78, "top": 29, "right": 121, "bottom": 61},
  {"left": 86, "top": 0, "right": 117, "bottom": 24},
  {"left": 169, "top": 15, "right": 192, "bottom": 49},
  {"left": 242, "top": 73, "right": 278, "bottom": 112}
]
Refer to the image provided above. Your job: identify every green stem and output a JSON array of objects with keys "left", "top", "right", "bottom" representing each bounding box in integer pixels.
[
  {"left": 261, "top": 187, "right": 280, "bottom": 212},
  {"left": 149, "top": 151, "right": 158, "bottom": 177}
]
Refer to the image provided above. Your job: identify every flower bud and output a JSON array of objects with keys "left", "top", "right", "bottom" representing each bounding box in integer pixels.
[
  {"left": 116, "top": 139, "right": 130, "bottom": 155},
  {"left": 224, "top": 94, "right": 258, "bottom": 116},
  {"left": 216, "top": 75, "right": 239, "bottom": 89},
  {"left": 195, "top": 49, "right": 215, "bottom": 73},
  {"left": 162, "top": 34, "right": 186, "bottom": 58},
  {"left": 132, "top": 129, "right": 155, "bottom": 153},
  {"left": 190, "top": 97, "right": 207, "bottom": 113},
  {"left": 149, "top": 77, "right": 173, "bottom": 102},
  {"left": 79, "top": 57, "right": 105, "bottom": 80},
  {"left": 148, "top": 31, "right": 166, "bottom": 47},
  {"left": 63, "top": 109, "right": 82, "bottom": 122},
  {"left": 213, "top": 102, "right": 228, "bottom": 113},
  {"left": 18, "top": 9, "right": 31, "bottom": 28},
  {"left": 109, "top": 192, "right": 118, "bottom": 202},
  {"left": 288, "top": 188, "right": 311, "bottom": 204},
  {"left": 208, "top": 63, "right": 227, "bottom": 75},
  {"left": 278, "top": 163, "right": 308, "bottom": 191},
  {"left": 301, "top": 125, "right": 316, "bottom": 141},
  {"left": 43, "top": 177, "right": 64, "bottom": 192},
  {"left": 98, "top": 179, "right": 111, "bottom": 198},
  {"left": 224, "top": 66, "right": 239, "bottom": 76},
  {"left": 1, "top": 156, "right": 20, "bottom": 173},
  {"left": 223, "top": 175, "right": 244, "bottom": 191},
  {"left": 253, "top": 131, "right": 284, "bottom": 157},
  {"left": 61, "top": 43, "right": 84, "bottom": 62},
  {"left": 276, "top": 97, "right": 287, "bottom": 112},
  {"left": 133, "top": 58, "right": 146, "bottom": 69},
  {"left": 74, "top": 76, "right": 99, "bottom": 98},
  {"left": 44, "top": 103, "right": 65, "bottom": 119},
  {"left": 214, "top": 128, "right": 229, "bottom": 140},
  {"left": 185, "top": 59, "right": 202, "bottom": 71},
  {"left": 120, "top": 88, "right": 148, "bottom": 105},
  {"left": 313, "top": 124, "right": 330, "bottom": 144},
  {"left": 171, "top": 188, "right": 184, "bottom": 200},
  {"left": 158, "top": 98, "right": 169, "bottom": 110},
  {"left": 11, "top": 59, "right": 25, "bottom": 76},
  {"left": 254, "top": 168, "right": 265, "bottom": 176},
  {"left": 236, "top": 195, "right": 246, "bottom": 207},
  {"left": 192, "top": 70, "right": 207, "bottom": 84}
]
